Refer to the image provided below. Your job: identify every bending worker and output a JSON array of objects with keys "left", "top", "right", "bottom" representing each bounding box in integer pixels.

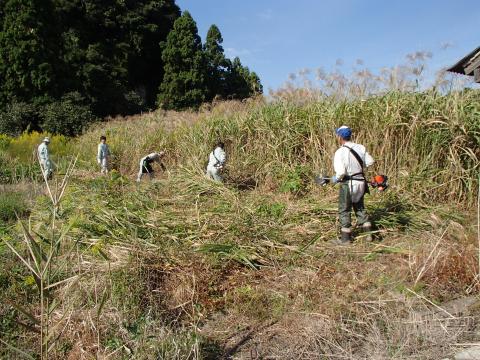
[
  {"left": 137, "top": 151, "right": 166, "bottom": 182},
  {"left": 206, "top": 141, "right": 226, "bottom": 182},
  {"left": 97, "top": 135, "right": 110, "bottom": 174},
  {"left": 37, "top": 137, "right": 53, "bottom": 180},
  {"left": 331, "top": 126, "right": 374, "bottom": 245}
]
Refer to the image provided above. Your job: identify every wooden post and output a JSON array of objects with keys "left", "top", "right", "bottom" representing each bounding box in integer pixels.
[{"left": 474, "top": 68, "right": 480, "bottom": 83}]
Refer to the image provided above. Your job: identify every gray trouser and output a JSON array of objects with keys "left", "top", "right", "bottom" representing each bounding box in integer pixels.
[
  {"left": 338, "top": 182, "right": 369, "bottom": 229},
  {"left": 40, "top": 159, "right": 52, "bottom": 179},
  {"left": 99, "top": 158, "right": 108, "bottom": 174}
]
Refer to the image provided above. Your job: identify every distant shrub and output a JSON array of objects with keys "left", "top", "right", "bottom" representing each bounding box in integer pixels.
[
  {"left": 0, "top": 192, "right": 27, "bottom": 222},
  {"left": 41, "top": 92, "right": 97, "bottom": 136},
  {"left": 0, "top": 134, "right": 11, "bottom": 150},
  {"left": 7, "top": 132, "right": 72, "bottom": 164},
  {"left": 0, "top": 131, "right": 72, "bottom": 182},
  {"left": 0, "top": 101, "right": 39, "bottom": 136},
  {"left": 124, "top": 90, "right": 147, "bottom": 115}
]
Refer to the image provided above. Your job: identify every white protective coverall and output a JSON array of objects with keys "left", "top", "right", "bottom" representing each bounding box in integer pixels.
[
  {"left": 334, "top": 141, "right": 374, "bottom": 202},
  {"left": 137, "top": 152, "right": 163, "bottom": 182},
  {"left": 97, "top": 142, "right": 110, "bottom": 174},
  {"left": 206, "top": 147, "right": 226, "bottom": 182},
  {"left": 38, "top": 141, "right": 52, "bottom": 179}
]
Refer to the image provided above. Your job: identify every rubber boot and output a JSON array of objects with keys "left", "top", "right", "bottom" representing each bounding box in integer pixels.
[
  {"left": 330, "top": 228, "right": 352, "bottom": 245},
  {"left": 362, "top": 222, "right": 373, "bottom": 242}
]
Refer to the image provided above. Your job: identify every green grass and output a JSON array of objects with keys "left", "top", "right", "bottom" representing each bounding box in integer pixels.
[{"left": 0, "top": 192, "right": 27, "bottom": 222}]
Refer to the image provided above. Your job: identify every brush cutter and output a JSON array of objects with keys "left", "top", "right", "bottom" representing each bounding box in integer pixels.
[
  {"left": 369, "top": 174, "right": 389, "bottom": 191},
  {"left": 315, "top": 173, "right": 389, "bottom": 191}
]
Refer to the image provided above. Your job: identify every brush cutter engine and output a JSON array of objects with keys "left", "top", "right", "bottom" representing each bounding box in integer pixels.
[{"left": 369, "top": 175, "right": 388, "bottom": 191}]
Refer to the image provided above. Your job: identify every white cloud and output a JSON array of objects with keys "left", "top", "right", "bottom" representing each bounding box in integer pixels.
[
  {"left": 225, "top": 47, "right": 252, "bottom": 58},
  {"left": 257, "top": 9, "right": 273, "bottom": 21},
  {"left": 440, "top": 42, "right": 454, "bottom": 50}
]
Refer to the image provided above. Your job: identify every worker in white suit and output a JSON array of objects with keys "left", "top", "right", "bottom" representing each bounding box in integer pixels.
[
  {"left": 137, "top": 151, "right": 166, "bottom": 182},
  {"left": 331, "top": 126, "right": 374, "bottom": 244},
  {"left": 38, "top": 137, "right": 53, "bottom": 180},
  {"left": 206, "top": 141, "right": 226, "bottom": 182},
  {"left": 97, "top": 135, "right": 111, "bottom": 174}
]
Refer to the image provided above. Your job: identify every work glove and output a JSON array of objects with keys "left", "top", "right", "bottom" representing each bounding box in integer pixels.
[{"left": 331, "top": 175, "right": 338, "bottom": 183}]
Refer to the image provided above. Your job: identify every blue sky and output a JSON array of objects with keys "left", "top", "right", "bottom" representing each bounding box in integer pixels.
[{"left": 176, "top": 0, "right": 479, "bottom": 91}]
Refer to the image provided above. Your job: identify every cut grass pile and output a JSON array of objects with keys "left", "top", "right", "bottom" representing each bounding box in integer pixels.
[{"left": 1, "top": 169, "right": 478, "bottom": 359}]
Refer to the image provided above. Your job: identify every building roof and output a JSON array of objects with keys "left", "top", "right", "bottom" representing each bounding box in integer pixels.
[{"left": 447, "top": 47, "right": 480, "bottom": 75}]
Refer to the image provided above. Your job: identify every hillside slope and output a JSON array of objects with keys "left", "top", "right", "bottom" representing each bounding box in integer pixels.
[{"left": 1, "top": 92, "right": 480, "bottom": 359}]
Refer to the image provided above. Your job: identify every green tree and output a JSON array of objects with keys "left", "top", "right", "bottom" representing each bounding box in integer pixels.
[
  {"left": 0, "top": 101, "right": 39, "bottom": 136},
  {"left": 225, "top": 57, "right": 263, "bottom": 100},
  {"left": 157, "top": 11, "right": 207, "bottom": 110},
  {"left": 0, "top": 0, "right": 60, "bottom": 106},
  {"left": 53, "top": 0, "right": 180, "bottom": 115},
  {"left": 248, "top": 71, "right": 263, "bottom": 95},
  {"left": 41, "top": 92, "right": 96, "bottom": 136},
  {"left": 204, "top": 24, "right": 229, "bottom": 100},
  {"left": 125, "top": 0, "right": 181, "bottom": 106},
  {"left": 0, "top": 0, "right": 262, "bottom": 133}
]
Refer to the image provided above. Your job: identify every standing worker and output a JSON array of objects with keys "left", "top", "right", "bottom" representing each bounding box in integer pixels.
[
  {"left": 38, "top": 137, "right": 53, "bottom": 180},
  {"left": 331, "top": 126, "right": 374, "bottom": 245},
  {"left": 137, "top": 151, "right": 166, "bottom": 182},
  {"left": 206, "top": 141, "right": 226, "bottom": 182},
  {"left": 97, "top": 135, "right": 111, "bottom": 175}
]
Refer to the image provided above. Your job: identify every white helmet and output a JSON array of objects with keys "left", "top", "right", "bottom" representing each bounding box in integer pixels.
[{"left": 43, "top": 137, "right": 50, "bottom": 143}]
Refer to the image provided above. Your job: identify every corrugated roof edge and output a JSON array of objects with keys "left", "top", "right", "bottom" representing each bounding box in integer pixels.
[{"left": 447, "top": 46, "right": 480, "bottom": 74}]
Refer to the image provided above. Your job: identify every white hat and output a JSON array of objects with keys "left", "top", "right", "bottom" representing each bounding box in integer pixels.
[{"left": 43, "top": 137, "right": 50, "bottom": 143}]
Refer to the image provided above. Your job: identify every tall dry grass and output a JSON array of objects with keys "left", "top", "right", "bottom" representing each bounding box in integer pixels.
[{"left": 73, "top": 90, "right": 480, "bottom": 205}]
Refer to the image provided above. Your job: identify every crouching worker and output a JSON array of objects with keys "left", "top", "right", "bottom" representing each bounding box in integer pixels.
[
  {"left": 38, "top": 137, "right": 53, "bottom": 180},
  {"left": 137, "top": 151, "right": 166, "bottom": 182},
  {"left": 331, "top": 126, "right": 374, "bottom": 245},
  {"left": 206, "top": 141, "right": 226, "bottom": 182},
  {"left": 97, "top": 136, "right": 110, "bottom": 174}
]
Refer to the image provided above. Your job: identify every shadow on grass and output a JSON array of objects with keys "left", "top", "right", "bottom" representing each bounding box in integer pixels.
[
  {"left": 369, "top": 195, "right": 417, "bottom": 238},
  {"left": 201, "top": 339, "right": 225, "bottom": 360},
  {"left": 202, "top": 321, "right": 277, "bottom": 359},
  {"left": 226, "top": 176, "right": 258, "bottom": 191}
]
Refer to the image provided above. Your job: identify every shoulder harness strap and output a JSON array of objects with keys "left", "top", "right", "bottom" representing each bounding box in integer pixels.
[{"left": 343, "top": 145, "right": 364, "bottom": 169}]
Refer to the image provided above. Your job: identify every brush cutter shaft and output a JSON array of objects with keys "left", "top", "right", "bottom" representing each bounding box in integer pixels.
[{"left": 315, "top": 173, "right": 389, "bottom": 191}]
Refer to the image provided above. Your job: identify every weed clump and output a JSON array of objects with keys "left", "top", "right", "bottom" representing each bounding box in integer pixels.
[{"left": 0, "top": 192, "right": 27, "bottom": 222}]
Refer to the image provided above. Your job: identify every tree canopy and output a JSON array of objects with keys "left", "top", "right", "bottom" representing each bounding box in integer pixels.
[{"left": 0, "top": 1, "right": 262, "bottom": 136}]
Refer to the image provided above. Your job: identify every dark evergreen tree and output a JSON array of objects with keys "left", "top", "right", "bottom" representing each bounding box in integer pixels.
[
  {"left": 248, "top": 71, "right": 263, "bottom": 95},
  {"left": 225, "top": 57, "right": 263, "bottom": 100},
  {"left": 204, "top": 24, "right": 229, "bottom": 100},
  {"left": 0, "top": 0, "right": 60, "bottom": 108},
  {"left": 157, "top": 11, "right": 207, "bottom": 110},
  {"left": 53, "top": 0, "right": 181, "bottom": 115},
  {"left": 125, "top": 0, "right": 181, "bottom": 106}
]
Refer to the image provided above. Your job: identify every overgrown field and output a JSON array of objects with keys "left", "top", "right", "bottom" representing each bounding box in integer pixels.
[{"left": 1, "top": 91, "right": 480, "bottom": 359}]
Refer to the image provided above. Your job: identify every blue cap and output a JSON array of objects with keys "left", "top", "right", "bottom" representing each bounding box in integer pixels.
[{"left": 335, "top": 126, "right": 352, "bottom": 139}]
